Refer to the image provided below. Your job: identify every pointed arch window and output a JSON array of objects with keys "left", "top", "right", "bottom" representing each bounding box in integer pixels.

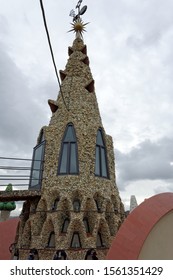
[
  {"left": 13, "top": 248, "right": 19, "bottom": 260},
  {"left": 95, "top": 129, "right": 109, "bottom": 178},
  {"left": 58, "top": 124, "right": 79, "bottom": 175},
  {"left": 71, "top": 232, "right": 81, "bottom": 248},
  {"left": 61, "top": 218, "right": 70, "bottom": 233},
  {"left": 53, "top": 250, "right": 67, "bottom": 260},
  {"left": 47, "top": 231, "right": 55, "bottom": 247}
]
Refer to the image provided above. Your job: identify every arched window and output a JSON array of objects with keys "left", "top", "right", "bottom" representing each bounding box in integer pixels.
[
  {"left": 96, "top": 232, "right": 103, "bottom": 248},
  {"left": 47, "top": 231, "right": 55, "bottom": 247},
  {"left": 58, "top": 124, "right": 79, "bottom": 175},
  {"left": 53, "top": 250, "right": 67, "bottom": 260},
  {"left": 61, "top": 218, "right": 70, "bottom": 233},
  {"left": 95, "top": 129, "right": 109, "bottom": 178},
  {"left": 71, "top": 232, "right": 81, "bottom": 248},
  {"left": 73, "top": 199, "right": 80, "bottom": 212},
  {"left": 13, "top": 248, "right": 19, "bottom": 260},
  {"left": 83, "top": 217, "right": 90, "bottom": 233},
  {"left": 85, "top": 249, "right": 98, "bottom": 260},
  {"left": 29, "top": 131, "right": 45, "bottom": 190},
  {"left": 27, "top": 248, "right": 39, "bottom": 260}
]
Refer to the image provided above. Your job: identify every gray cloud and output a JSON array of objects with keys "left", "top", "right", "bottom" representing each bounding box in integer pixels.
[
  {"left": 1, "top": 0, "right": 173, "bottom": 210},
  {"left": 116, "top": 137, "right": 173, "bottom": 186},
  {"left": 0, "top": 40, "right": 57, "bottom": 157}
]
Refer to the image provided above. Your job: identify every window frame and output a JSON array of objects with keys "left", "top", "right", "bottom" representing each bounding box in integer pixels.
[
  {"left": 95, "top": 128, "right": 109, "bottom": 178},
  {"left": 29, "top": 138, "right": 45, "bottom": 190},
  {"left": 58, "top": 124, "right": 79, "bottom": 175}
]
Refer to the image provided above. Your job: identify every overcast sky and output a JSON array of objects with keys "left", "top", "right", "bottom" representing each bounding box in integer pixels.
[{"left": 0, "top": 0, "right": 173, "bottom": 214}]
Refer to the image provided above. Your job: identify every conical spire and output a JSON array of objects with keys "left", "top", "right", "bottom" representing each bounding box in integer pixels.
[
  {"left": 14, "top": 2, "right": 125, "bottom": 260},
  {"left": 48, "top": 36, "right": 102, "bottom": 129}
]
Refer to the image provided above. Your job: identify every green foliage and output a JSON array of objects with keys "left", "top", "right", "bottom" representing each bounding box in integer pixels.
[
  {"left": 5, "top": 183, "right": 13, "bottom": 192},
  {"left": 0, "top": 184, "right": 16, "bottom": 211}
]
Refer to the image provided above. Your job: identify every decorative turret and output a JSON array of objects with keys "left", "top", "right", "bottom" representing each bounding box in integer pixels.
[{"left": 15, "top": 1, "right": 125, "bottom": 260}]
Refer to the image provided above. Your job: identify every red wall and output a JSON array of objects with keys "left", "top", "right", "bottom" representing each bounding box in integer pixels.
[{"left": 0, "top": 218, "right": 19, "bottom": 260}]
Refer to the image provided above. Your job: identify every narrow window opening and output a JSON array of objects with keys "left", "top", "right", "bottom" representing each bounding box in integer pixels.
[
  {"left": 58, "top": 124, "right": 79, "bottom": 175},
  {"left": 95, "top": 129, "right": 109, "bottom": 178},
  {"left": 83, "top": 217, "right": 90, "bottom": 233},
  {"left": 61, "top": 218, "right": 70, "bottom": 233},
  {"left": 13, "top": 248, "right": 19, "bottom": 260},
  {"left": 95, "top": 199, "right": 101, "bottom": 213},
  {"left": 53, "top": 250, "right": 67, "bottom": 260},
  {"left": 52, "top": 198, "right": 59, "bottom": 211},
  {"left": 27, "top": 248, "right": 39, "bottom": 260},
  {"left": 96, "top": 232, "right": 103, "bottom": 248},
  {"left": 85, "top": 249, "right": 98, "bottom": 260},
  {"left": 71, "top": 232, "right": 81, "bottom": 248},
  {"left": 47, "top": 231, "right": 55, "bottom": 247},
  {"left": 73, "top": 199, "right": 80, "bottom": 212}
]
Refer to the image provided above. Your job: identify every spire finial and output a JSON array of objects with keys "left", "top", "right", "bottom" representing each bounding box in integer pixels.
[{"left": 69, "top": 0, "right": 89, "bottom": 38}]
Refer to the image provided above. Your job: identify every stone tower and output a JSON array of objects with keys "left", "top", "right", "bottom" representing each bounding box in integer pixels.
[{"left": 14, "top": 3, "right": 124, "bottom": 260}]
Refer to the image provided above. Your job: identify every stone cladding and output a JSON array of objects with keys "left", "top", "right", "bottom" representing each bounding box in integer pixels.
[{"left": 14, "top": 37, "right": 125, "bottom": 260}]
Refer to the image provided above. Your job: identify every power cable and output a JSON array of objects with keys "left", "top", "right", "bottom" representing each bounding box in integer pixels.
[
  {"left": 0, "top": 157, "right": 32, "bottom": 161},
  {"left": 39, "top": 0, "right": 69, "bottom": 111}
]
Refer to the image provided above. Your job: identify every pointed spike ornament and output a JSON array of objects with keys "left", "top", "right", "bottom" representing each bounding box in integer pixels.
[{"left": 69, "top": 0, "right": 89, "bottom": 38}]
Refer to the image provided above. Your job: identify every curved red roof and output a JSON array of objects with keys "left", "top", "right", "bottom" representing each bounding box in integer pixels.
[
  {"left": 106, "top": 192, "right": 173, "bottom": 259},
  {"left": 0, "top": 217, "right": 19, "bottom": 260}
]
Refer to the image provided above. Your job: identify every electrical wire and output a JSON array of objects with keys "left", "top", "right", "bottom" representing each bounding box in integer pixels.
[
  {"left": 0, "top": 157, "right": 32, "bottom": 161},
  {"left": 0, "top": 179, "right": 30, "bottom": 181},
  {"left": 0, "top": 184, "right": 29, "bottom": 186},
  {"left": 0, "top": 166, "right": 31, "bottom": 170},
  {"left": 39, "top": 0, "right": 68, "bottom": 111},
  {"left": 0, "top": 175, "right": 30, "bottom": 177}
]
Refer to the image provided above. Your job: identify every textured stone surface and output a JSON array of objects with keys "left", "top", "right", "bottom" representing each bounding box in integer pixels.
[{"left": 14, "top": 37, "right": 125, "bottom": 260}]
